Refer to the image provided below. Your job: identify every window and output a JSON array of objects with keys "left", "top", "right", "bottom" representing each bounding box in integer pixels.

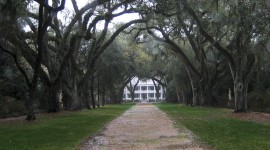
[
  {"left": 123, "top": 94, "right": 126, "bottom": 98},
  {"left": 148, "top": 86, "right": 154, "bottom": 90},
  {"left": 127, "top": 94, "right": 131, "bottom": 98},
  {"left": 135, "top": 93, "right": 139, "bottom": 98},
  {"left": 148, "top": 93, "right": 154, "bottom": 98},
  {"left": 141, "top": 86, "right": 147, "bottom": 91},
  {"left": 135, "top": 86, "right": 140, "bottom": 91}
]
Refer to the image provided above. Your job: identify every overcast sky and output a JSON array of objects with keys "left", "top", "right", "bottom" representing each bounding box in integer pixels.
[
  {"left": 62, "top": 0, "right": 140, "bottom": 27},
  {"left": 25, "top": 0, "right": 140, "bottom": 31}
]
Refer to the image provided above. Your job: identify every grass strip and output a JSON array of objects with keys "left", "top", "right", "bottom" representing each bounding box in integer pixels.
[
  {"left": 0, "top": 103, "right": 134, "bottom": 150},
  {"left": 156, "top": 103, "right": 270, "bottom": 150}
]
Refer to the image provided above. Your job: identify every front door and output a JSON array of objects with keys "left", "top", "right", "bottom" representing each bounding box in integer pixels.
[{"left": 141, "top": 93, "right": 147, "bottom": 103}]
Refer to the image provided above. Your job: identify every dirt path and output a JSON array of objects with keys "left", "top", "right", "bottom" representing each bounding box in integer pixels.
[{"left": 80, "top": 103, "right": 205, "bottom": 150}]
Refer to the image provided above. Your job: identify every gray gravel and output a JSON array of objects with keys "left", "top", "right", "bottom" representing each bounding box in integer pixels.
[{"left": 80, "top": 103, "right": 205, "bottom": 150}]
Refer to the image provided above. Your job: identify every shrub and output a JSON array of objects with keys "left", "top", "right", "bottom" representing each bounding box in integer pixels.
[
  {"left": 248, "top": 90, "right": 270, "bottom": 112},
  {"left": 0, "top": 96, "right": 26, "bottom": 118}
]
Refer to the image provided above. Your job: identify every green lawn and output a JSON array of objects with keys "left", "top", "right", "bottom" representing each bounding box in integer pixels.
[
  {"left": 156, "top": 103, "right": 270, "bottom": 150},
  {"left": 0, "top": 103, "right": 134, "bottom": 150}
]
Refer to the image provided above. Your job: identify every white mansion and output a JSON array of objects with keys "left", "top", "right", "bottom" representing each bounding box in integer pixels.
[{"left": 123, "top": 77, "right": 166, "bottom": 102}]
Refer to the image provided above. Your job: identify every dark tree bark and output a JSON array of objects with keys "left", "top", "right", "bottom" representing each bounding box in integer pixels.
[
  {"left": 185, "top": 67, "right": 200, "bottom": 106},
  {"left": 46, "top": 83, "right": 61, "bottom": 112},
  {"left": 90, "top": 76, "right": 96, "bottom": 109},
  {"left": 101, "top": 92, "right": 105, "bottom": 106},
  {"left": 126, "top": 78, "right": 139, "bottom": 102},
  {"left": 181, "top": 0, "right": 256, "bottom": 112},
  {"left": 97, "top": 74, "right": 100, "bottom": 108},
  {"left": 115, "top": 76, "right": 134, "bottom": 103},
  {"left": 152, "top": 79, "right": 160, "bottom": 101},
  {"left": 25, "top": 0, "right": 66, "bottom": 120}
]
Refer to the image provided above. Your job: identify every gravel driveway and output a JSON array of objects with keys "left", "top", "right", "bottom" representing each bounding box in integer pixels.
[{"left": 80, "top": 103, "right": 205, "bottom": 150}]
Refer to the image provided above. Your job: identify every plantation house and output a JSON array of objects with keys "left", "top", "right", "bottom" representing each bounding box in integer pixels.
[{"left": 123, "top": 77, "right": 166, "bottom": 102}]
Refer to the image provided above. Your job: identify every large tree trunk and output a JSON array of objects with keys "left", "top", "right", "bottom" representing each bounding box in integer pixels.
[
  {"left": 80, "top": 80, "right": 91, "bottom": 109},
  {"left": 176, "top": 88, "right": 181, "bottom": 103},
  {"left": 61, "top": 64, "right": 83, "bottom": 110},
  {"left": 26, "top": 91, "right": 36, "bottom": 121},
  {"left": 233, "top": 28, "right": 252, "bottom": 112},
  {"left": 62, "top": 91, "right": 72, "bottom": 110},
  {"left": 152, "top": 80, "right": 160, "bottom": 101},
  {"left": 192, "top": 86, "right": 200, "bottom": 106},
  {"left": 97, "top": 75, "right": 100, "bottom": 108},
  {"left": 232, "top": 47, "right": 254, "bottom": 112},
  {"left": 62, "top": 84, "right": 81, "bottom": 110},
  {"left": 126, "top": 78, "right": 139, "bottom": 102},
  {"left": 186, "top": 89, "right": 193, "bottom": 106},
  {"left": 233, "top": 77, "right": 248, "bottom": 112},
  {"left": 200, "top": 88, "right": 213, "bottom": 106},
  {"left": 90, "top": 76, "right": 96, "bottom": 109},
  {"left": 116, "top": 88, "right": 124, "bottom": 104},
  {"left": 113, "top": 84, "right": 126, "bottom": 104},
  {"left": 101, "top": 92, "right": 105, "bottom": 106},
  {"left": 199, "top": 78, "right": 214, "bottom": 106},
  {"left": 76, "top": 59, "right": 96, "bottom": 108},
  {"left": 115, "top": 76, "right": 134, "bottom": 104},
  {"left": 84, "top": 90, "right": 91, "bottom": 109},
  {"left": 162, "top": 86, "right": 167, "bottom": 99},
  {"left": 46, "top": 84, "right": 61, "bottom": 112},
  {"left": 186, "top": 67, "right": 200, "bottom": 106},
  {"left": 109, "top": 90, "right": 118, "bottom": 104},
  {"left": 131, "top": 94, "right": 135, "bottom": 102}
]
